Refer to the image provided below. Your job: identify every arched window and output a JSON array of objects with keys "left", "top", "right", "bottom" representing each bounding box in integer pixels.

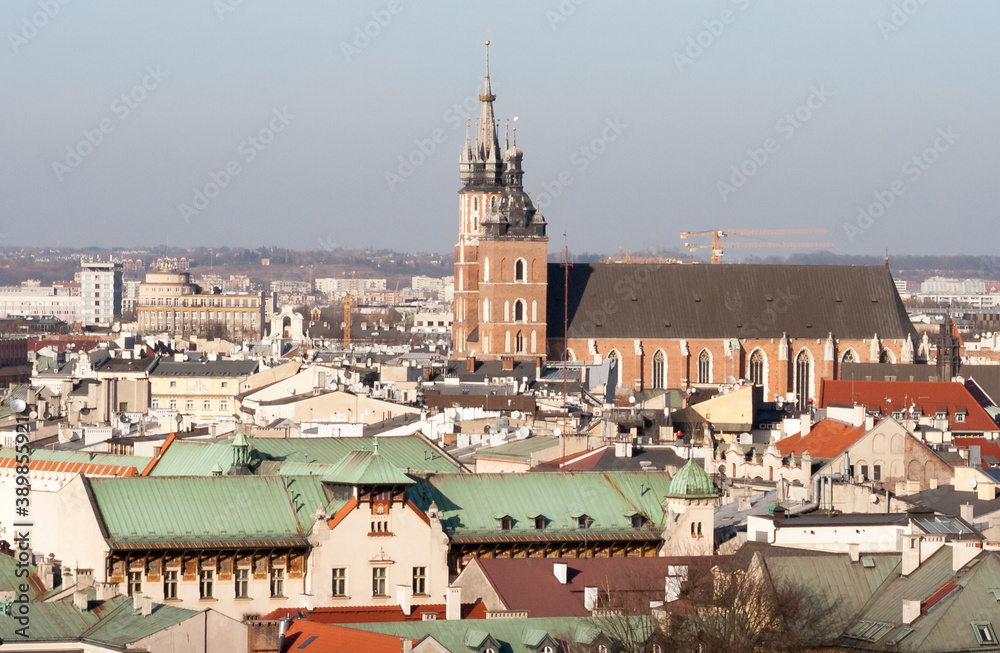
[
  {"left": 482, "top": 298, "right": 490, "bottom": 322},
  {"left": 651, "top": 350, "right": 667, "bottom": 389},
  {"left": 795, "top": 349, "right": 812, "bottom": 410},
  {"left": 698, "top": 349, "right": 712, "bottom": 384},
  {"left": 503, "top": 300, "right": 510, "bottom": 322},
  {"left": 530, "top": 300, "right": 537, "bottom": 322},
  {"left": 530, "top": 330, "right": 537, "bottom": 353},
  {"left": 842, "top": 349, "right": 858, "bottom": 364},
  {"left": 563, "top": 348, "right": 576, "bottom": 362},
  {"left": 514, "top": 299, "right": 525, "bottom": 322},
  {"left": 879, "top": 349, "right": 895, "bottom": 364},
  {"left": 472, "top": 196, "right": 478, "bottom": 211},
  {"left": 607, "top": 350, "right": 621, "bottom": 389},
  {"left": 514, "top": 258, "right": 526, "bottom": 281},
  {"left": 515, "top": 330, "right": 525, "bottom": 354},
  {"left": 749, "top": 349, "right": 765, "bottom": 387},
  {"left": 483, "top": 257, "right": 490, "bottom": 282},
  {"left": 504, "top": 330, "right": 511, "bottom": 353}
]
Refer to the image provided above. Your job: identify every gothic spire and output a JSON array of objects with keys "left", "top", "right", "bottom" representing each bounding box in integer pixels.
[{"left": 476, "top": 40, "right": 501, "bottom": 163}]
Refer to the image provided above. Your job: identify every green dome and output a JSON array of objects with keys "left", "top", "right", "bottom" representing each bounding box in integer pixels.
[{"left": 666, "top": 459, "right": 716, "bottom": 499}]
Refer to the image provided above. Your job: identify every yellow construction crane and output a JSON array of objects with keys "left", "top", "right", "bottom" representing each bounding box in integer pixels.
[
  {"left": 602, "top": 249, "right": 679, "bottom": 265},
  {"left": 680, "top": 228, "right": 833, "bottom": 264}
]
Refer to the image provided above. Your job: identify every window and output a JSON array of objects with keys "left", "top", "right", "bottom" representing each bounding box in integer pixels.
[
  {"left": 955, "top": 412, "right": 966, "bottom": 423},
  {"left": 270, "top": 567, "right": 284, "bottom": 598},
  {"left": 534, "top": 516, "right": 546, "bottom": 530},
  {"left": 652, "top": 350, "right": 666, "bottom": 389},
  {"left": 168, "top": 398, "right": 177, "bottom": 410},
  {"left": 203, "top": 399, "right": 212, "bottom": 411},
  {"left": 873, "top": 465, "right": 882, "bottom": 482},
  {"left": 127, "top": 571, "right": 142, "bottom": 596},
  {"left": 859, "top": 465, "right": 868, "bottom": 481},
  {"left": 372, "top": 567, "right": 387, "bottom": 596},
  {"left": 220, "top": 399, "right": 229, "bottom": 411},
  {"left": 499, "top": 516, "right": 512, "bottom": 531},
  {"left": 169, "top": 381, "right": 177, "bottom": 388},
  {"left": 698, "top": 349, "right": 711, "bottom": 384},
  {"left": 186, "top": 398, "right": 195, "bottom": 410},
  {"left": 151, "top": 399, "right": 160, "bottom": 409},
  {"left": 973, "top": 623, "right": 996, "bottom": 645},
  {"left": 749, "top": 349, "right": 765, "bottom": 387},
  {"left": 514, "top": 300, "right": 525, "bottom": 322},
  {"left": 578, "top": 515, "right": 590, "bottom": 529},
  {"left": 514, "top": 259, "right": 525, "bottom": 281},
  {"left": 332, "top": 568, "right": 346, "bottom": 597},
  {"left": 199, "top": 569, "right": 214, "bottom": 599},
  {"left": 221, "top": 381, "right": 228, "bottom": 389},
  {"left": 235, "top": 568, "right": 249, "bottom": 599},
  {"left": 163, "top": 570, "right": 177, "bottom": 600},
  {"left": 795, "top": 349, "right": 812, "bottom": 410},
  {"left": 514, "top": 330, "right": 525, "bottom": 354},
  {"left": 631, "top": 514, "right": 646, "bottom": 529},
  {"left": 412, "top": 567, "right": 427, "bottom": 595}
]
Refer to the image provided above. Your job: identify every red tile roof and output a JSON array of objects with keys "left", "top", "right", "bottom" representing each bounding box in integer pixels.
[
  {"left": 819, "top": 380, "right": 999, "bottom": 432},
  {"left": 775, "top": 419, "right": 866, "bottom": 459},
  {"left": 0, "top": 456, "right": 137, "bottom": 477},
  {"left": 264, "top": 602, "right": 486, "bottom": 624},
  {"left": 281, "top": 620, "right": 409, "bottom": 653},
  {"left": 952, "top": 438, "right": 1000, "bottom": 468}
]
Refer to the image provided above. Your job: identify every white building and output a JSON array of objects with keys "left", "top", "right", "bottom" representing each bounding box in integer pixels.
[{"left": 80, "top": 257, "right": 123, "bottom": 325}]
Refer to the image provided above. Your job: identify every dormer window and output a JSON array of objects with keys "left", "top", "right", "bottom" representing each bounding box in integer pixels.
[
  {"left": 494, "top": 515, "right": 513, "bottom": 531},
  {"left": 955, "top": 412, "right": 966, "bottom": 423},
  {"left": 578, "top": 515, "right": 591, "bottom": 530},
  {"left": 935, "top": 411, "right": 947, "bottom": 420},
  {"left": 631, "top": 514, "right": 647, "bottom": 529},
  {"left": 534, "top": 516, "right": 546, "bottom": 530}
]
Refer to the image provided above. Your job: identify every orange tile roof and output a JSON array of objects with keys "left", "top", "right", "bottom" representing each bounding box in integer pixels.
[
  {"left": 775, "top": 419, "right": 866, "bottom": 459},
  {"left": 0, "top": 456, "right": 137, "bottom": 477},
  {"left": 264, "top": 602, "right": 486, "bottom": 624},
  {"left": 281, "top": 620, "right": 409, "bottom": 653},
  {"left": 952, "top": 437, "right": 1000, "bottom": 468},
  {"left": 820, "top": 380, "right": 998, "bottom": 432}
]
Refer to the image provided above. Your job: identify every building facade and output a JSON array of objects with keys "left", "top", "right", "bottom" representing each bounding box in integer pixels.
[
  {"left": 80, "top": 257, "right": 124, "bottom": 326},
  {"left": 136, "top": 270, "right": 264, "bottom": 340}
]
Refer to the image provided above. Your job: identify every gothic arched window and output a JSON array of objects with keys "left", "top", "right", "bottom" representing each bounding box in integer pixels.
[
  {"left": 749, "top": 349, "right": 765, "bottom": 387},
  {"left": 652, "top": 350, "right": 666, "bottom": 389},
  {"left": 698, "top": 349, "right": 712, "bottom": 384},
  {"left": 795, "top": 349, "right": 812, "bottom": 410}
]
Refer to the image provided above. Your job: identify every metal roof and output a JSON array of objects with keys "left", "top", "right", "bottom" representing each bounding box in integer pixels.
[
  {"left": 408, "top": 471, "right": 674, "bottom": 538},
  {"left": 546, "top": 263, "right": 915, "bottom": 340},
  {"left": 87, "top": 475, "right": 309, "bottom": 549},
  {"left": 149, "top": 359, "right": 258, "bottom": 377},
  {"left": 321, "top": 450, "right": 415, "bottom": 486},
  {"left": 146, "top": 434, "right": 463, "bottom": 477},
  {"left": 474, "top": 436, "right": 559, "bottom": 462}
]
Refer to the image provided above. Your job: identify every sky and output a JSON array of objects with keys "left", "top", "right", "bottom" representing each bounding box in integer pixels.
[{"left": 2, "top": 1, "right": 998, "bottom": 257}]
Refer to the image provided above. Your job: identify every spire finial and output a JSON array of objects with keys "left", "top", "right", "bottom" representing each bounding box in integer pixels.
[{"left": 504, "top": 120, "right": 509, "bottom": 151}]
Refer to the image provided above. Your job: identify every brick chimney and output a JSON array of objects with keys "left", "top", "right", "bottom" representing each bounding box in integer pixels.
[
  {"left": 501, "top": 356, "right": 515, "bottom": 371},
  {"left": 466, "top": 356, "right": 476, "bottom": 373}
]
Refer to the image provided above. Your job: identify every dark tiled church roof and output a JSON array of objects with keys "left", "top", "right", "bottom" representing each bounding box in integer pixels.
[{"left": 546, "top": 263, "right": 914, "bottom": 341}]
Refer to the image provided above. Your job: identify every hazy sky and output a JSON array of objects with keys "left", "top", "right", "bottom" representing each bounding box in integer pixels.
[{"left": 3, "top": 1, "right": 997, "bottom": 257}]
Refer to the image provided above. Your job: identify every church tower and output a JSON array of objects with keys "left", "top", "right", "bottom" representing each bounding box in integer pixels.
[{"left": 453, "top": 40, "right": 509, "bottom": 357}]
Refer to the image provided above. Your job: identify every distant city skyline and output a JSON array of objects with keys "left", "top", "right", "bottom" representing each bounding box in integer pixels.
[{"left": 3, "top": 1, "right": 998, "bottom": 256}]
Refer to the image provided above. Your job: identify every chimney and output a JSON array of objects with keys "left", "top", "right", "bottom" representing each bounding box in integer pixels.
[
  {"left": 849, "top": 543, "right": 860, "bottom": 563},
  {"left": 800, "top": 411, "right": 812, "bottom": 436},
  {"left": 553, "top": 562, "right": 568, "bottom": 585},
  {"left": 902, "top": 599, "right": 921, "bottom": 625},
  {"left": 397, "top": 584, "right": 412, "bottom": 616},
  {"left": 953, "top": 541, "right": 981, "bottom": 572},
  {"left": 95, "top": 582, "right": 116, "bottom": 601},
  {"left": 584, "top": 586, "right": 598, "bottom": 612},
  {"left": 501, "top": 356, "right": 515, "bottom": 371},
  {"left": 141, "top": 595, "right": 153, "bottom": 617},
  {"left": 466, "top": 356, "right": 476, "bottom": 373},
  {"left": 133, "top": 592, "right": 143, "bottom": 611},
  {"left": 402, "top": 638, "right": 413, "bottom": 653},
  {"left": 960, "top": 503, "right": 975, "bottom": 525},
  {"left": 929, "top": 477, "right": 938, "bottom": 489},
  {"left": 73, "top": 590, "right": 88, "bottom": 612},
  {"left": 901, "top": 535, "right": 921, "bottom": 576},
  {"left": 446, "top": 587, "right": 461, "bottom": 621}
]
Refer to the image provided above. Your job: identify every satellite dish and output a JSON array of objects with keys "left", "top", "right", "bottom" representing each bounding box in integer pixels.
[
  {"left": 968, "top": 477, "right": 978, "bottom": 489},
  {"left": 868, "top": 493, "right": 879, "bottom": 504},
  {"left": 511, "top": 411, "right": 523, "bottom": 420},
  {"left": 287, "top": 387, "right": 296, "bottom": 395},
  {"left": 628, "top": 396, "right": 636, "bottom": 404},
  {"left": 10, "top": 399, "right": 27, "bottom": 414}
]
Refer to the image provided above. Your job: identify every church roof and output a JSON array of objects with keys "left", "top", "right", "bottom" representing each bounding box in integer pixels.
[
  {"left": 665, "top": 459, "right": 716, "bottom": 499},
  {"left": 546, "top": 263, "right": 915, "bottom": 341}
]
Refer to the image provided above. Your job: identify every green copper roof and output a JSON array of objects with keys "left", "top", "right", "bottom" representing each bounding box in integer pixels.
[
  {"left": 322, "top": 450, "right": 415, "bottom": 486},
  {"left": 408, "top": 471, "right": 672, "bottom": 539},
  {"left": 353, "top": 616, "right": 655, "bottom": 653},
  {"left": 475, "top": 436, "right": 559, "bottom": 462},
  {"left": 148, "top": 434, "right": 463, "bottom": 477},
  {"left": 665, "top": 458, "right": 716, "bottom": 499},
  {"left": 87, "top": 475, "right": 311, "bottom": 549}
]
